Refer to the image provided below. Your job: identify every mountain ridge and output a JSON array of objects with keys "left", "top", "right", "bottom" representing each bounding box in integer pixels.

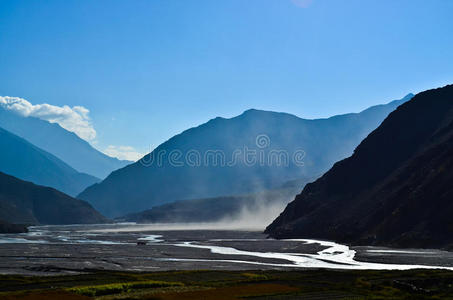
[
  {"left": 265, "top": 85, "right": 453, "bottom": 249},
  {"left": 0, "top": 171, "right": 106, "bottom": 225},
  {"left": 79, "top": 95, "right": 412, "bottom": 217},
  {"left": 0, "top": 106, "right": 132, "bottom": 178},
  {"left": 0, "top": 127, "right": 100, "bottom": 196}
]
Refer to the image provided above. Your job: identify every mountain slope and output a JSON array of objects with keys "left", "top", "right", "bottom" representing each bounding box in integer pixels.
[
  {"left": 265, "top": 85, "right": 453, "bottom": 249},
  {"left": 0, "top": 220, "right": 28, "bottom": 233},
  {"left": 79, "top": 95, "right": 412, "bottom": 217},
  {"left": 0, "top": 171, "right": 106, "bottom": 225},
  {"left": 118, "top": 178, "right": 311, "bottom": 225},
  {"left": 0, "top": 106, "right": 131, "bottom": 178},
  {"left": 0, "top": 127, "right": 100, "bottom": 196}
]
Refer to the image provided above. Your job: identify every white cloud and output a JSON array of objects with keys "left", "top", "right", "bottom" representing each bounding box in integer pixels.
[
  {"left": 0, "top": 96, "right": 96, "bottom": 141},
  {"left": 103, "top": 145, "right": 145, "bottom": 161},
  {"left": 1, "top": 96, "right": 145, "bottom": 161}
]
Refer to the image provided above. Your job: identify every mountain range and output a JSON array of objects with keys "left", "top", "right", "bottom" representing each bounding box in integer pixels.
[
  {"left": 0, "top": 171, "right": 106, "bottom": 225},
  {"left": 266, "top": 85, "right": 453, "bottom": 249},
  {"left": 0, "top": 127, "right": 100, "bottom": 196},
  {"left": 79, "top": 95, "right": 413, "bottom": 217},
  {"left": 0, "top": 106, "right": 131, "bottom": 179}
]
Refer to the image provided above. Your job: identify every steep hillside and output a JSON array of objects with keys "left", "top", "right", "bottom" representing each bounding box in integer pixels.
[
  {"left": 0, "top": 106, "right": 131, "bottom": 178},
  {"left": 79, "top": 95, "right": 412, "bottom": 217},
  {"left": 0, "top": 127, "right": 100, "bottom": 196},
  {"left": 266, "top": 85, "right": 453, "bottom": 249},
  {"left": 0, "top": 171, "right": 106, "bottom": 225}
]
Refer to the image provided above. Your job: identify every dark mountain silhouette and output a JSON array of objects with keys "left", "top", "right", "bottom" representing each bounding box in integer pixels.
[
  {"left": 0, "top": 127, "right": 100, "bottom": 196},
  {"left": 0, "top": 107, "right": 131, "bottom": 178},
  {"left": 0, "top": 220, "right": 28, "bottom": 233},
  {"left": 79, "top": 95, "right": 412, "bottom": 217},
  {"left": 266, "top": 85, "right": 453, "bottom": 249},
  {"left": 0, "top": 171, "right": 106, "bottom": 225}
]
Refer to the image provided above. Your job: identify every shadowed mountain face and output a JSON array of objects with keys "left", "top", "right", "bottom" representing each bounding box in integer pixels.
[
  {"left": 0, "top": 127, "right": 100, "bottom": 196},
  {"left": 0, "top": 171, "right": 106, "bottom": 225},
  {"left": 0, "top": 108, "right": 131, "bottom": 179},
  {"left": 79, "top": 96, "right": 412, "bottom": 217},
  {"left": 266, "top": 85, "right": 453, "bottom": 249},
  {"left": 0, "top": 220, "right": 27, "bottom": 233}
]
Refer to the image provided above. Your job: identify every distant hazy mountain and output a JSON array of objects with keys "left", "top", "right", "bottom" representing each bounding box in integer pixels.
[
  {"left": 118, "top": 178, "right": 312, "bottom": 224},
  {"left": 266, "top": 85, "right": 453, "bottom": 249},
  {"left": 0, "top": 127, "right": 100, "bottom": 196},
  {"left": 0, "top": 107, "right": 131, "bottom": 178},
  {"left": 79, "top": 95, "right": 412, "bottom": 217},
  {"left": 0, "top": 171, "right": 106, "bottom": 225}
]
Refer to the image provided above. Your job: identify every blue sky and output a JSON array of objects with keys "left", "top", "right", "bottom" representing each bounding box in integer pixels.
[{"left": 1, "top": 0, "right": 453, "bottom": 160}]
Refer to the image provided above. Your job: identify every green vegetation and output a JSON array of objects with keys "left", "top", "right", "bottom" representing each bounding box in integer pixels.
[
  {"left": 0, "top": 269, "right": 453, "bottom": 299},
  {"left": 68, "top": 280, "right": 183, "bottom": 297},
  {"left": 241, "top": 272, "right": 269, "bottom": 281}
]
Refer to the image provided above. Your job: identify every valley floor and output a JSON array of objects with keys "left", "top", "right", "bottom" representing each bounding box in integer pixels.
[
  {"left": 2, "top": 224, "right": 453, "bottom": 276},
  {"left": 2, "top": 225, "right": 453, "bottom": 299}
]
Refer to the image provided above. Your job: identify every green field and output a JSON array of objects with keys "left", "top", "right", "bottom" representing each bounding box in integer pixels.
[{"left": 1, "top": 269, "right": 453, "bottom": 299}]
